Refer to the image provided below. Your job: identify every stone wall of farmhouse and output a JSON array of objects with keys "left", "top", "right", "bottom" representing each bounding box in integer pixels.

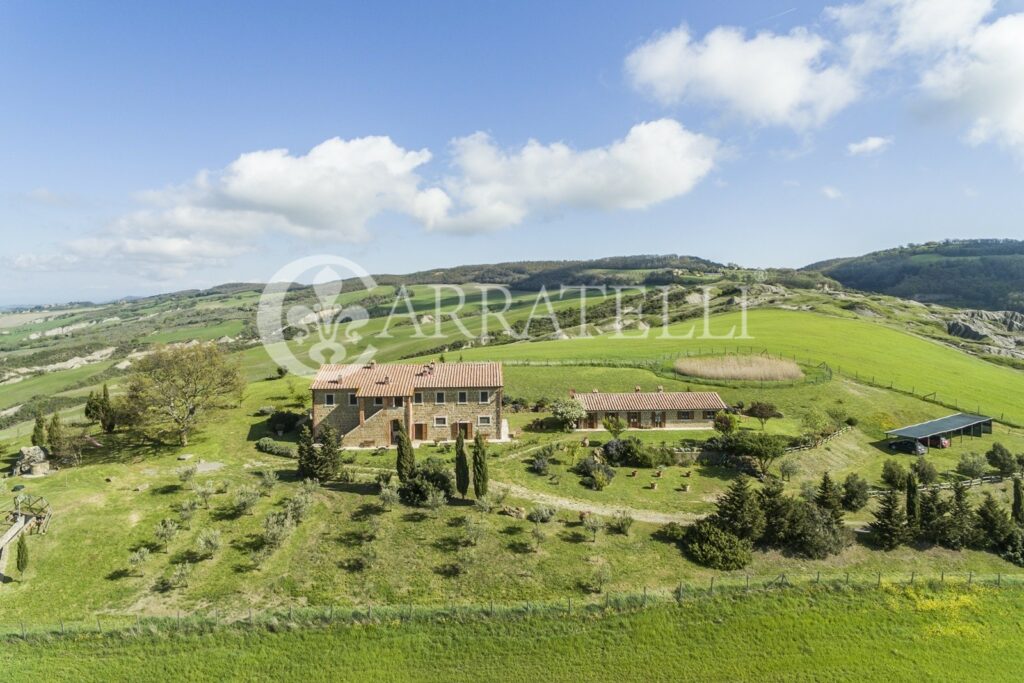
[
  {"left": 312, "top": 387, "right": 502, "bottom": 447},
  {"left": 579, "top": 409, "right": 716, "bottom": 430}
]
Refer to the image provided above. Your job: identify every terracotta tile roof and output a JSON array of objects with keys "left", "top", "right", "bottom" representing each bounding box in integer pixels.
[
  {"left": 311, "top": 361, "right": 503, "bottom": 396},
  {"left": 575, "top": 391, "right": 727, "bottom": 413}
]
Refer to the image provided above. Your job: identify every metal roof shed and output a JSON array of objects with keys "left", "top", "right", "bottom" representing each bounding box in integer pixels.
[{"left": 885, "top": 413, "right": 993, "bottom": 442}]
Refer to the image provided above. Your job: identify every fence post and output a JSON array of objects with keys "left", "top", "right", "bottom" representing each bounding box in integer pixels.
[
  {"left": 567, "top": 596, "right": 572, "bottom": 614},
  {"left": 816, "top": 571, "right": 820, "bottom": 585},
  {"left": 940, "top": 571, "right": 944, "bottom": 584},
  {"left": 845, "top": 572, "right": 850, "bottom": 587},
  {"left": 877, "top": 573, "right": 881, "bottom": 588},
  {"left": 643, "top": 586, "right": 648, "bottom": 606},
  {"left": 968, "top": 571, "right": 973, "bottom": 586},
  {"left": 60, "top": 619, "right": 65, "bottom": 635},
  {"left": 745, "top": 574, "right": 750, "bottom": 593},
  {"left": 910, "top": 571, "right": 915, "bottom": 585},
  {"left": 709, "top": 576, "right": 715, "bottom": 595},
  {"left": 998, "top": 573, "right": 1001, "bottom": 587}
]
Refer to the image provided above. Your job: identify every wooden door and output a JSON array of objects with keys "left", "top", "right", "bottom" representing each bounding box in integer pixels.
[
  {"left": 627, "top": 412, "right": 641, "bottom": 428},
  {"left": 413, "top": 423, "right": 426, "bottom": 441}
]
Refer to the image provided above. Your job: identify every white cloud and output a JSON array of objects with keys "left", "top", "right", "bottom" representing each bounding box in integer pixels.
[
  {"left": 821, "top": 185, "right": 844, "bottom": 200},
  {"left": 625, "top": 24, "right": 860, "bottom": 129},
  {"left": 828, "top": 0, "right": 993, "bottom": 57},
  {"left": 847, "top": 135, "right": 893, "bottom": 155},
  {"left": 16, "top": 122, "right": 718, "bottom": 276},
  {"left": 920, "top": 13, "right": 1024, "bottom": 153},
  {"left": 434, "top": 119, "right": 718, "bottom": 231}
]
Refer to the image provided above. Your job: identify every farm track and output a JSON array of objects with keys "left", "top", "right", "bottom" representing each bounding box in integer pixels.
[{"left": 489, "top": 481, "right": 700, "bottom": 524}]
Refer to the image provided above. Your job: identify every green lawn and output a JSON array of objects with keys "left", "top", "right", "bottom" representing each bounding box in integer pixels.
[
  {"left": 445, "top": 309, "right": 1024, "bottom": 425},
  {"left": 3, "top": 586, "right": 1023, "bottom": 682}
]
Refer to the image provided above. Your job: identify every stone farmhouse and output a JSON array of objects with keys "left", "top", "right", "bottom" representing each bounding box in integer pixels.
[
  {"left": 571, "top": 387, "right": 728, "bottom": 430},
  {"left": 311, "top": 361, "right": 506, "bottom": 447}
]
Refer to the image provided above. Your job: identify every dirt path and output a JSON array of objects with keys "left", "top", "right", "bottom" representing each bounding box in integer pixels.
[{"left": 490, "top": 481, "right": 701, "bottom": 525}]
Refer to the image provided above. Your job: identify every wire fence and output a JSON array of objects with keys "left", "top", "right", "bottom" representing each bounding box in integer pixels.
[{"left": 2, "top": 570, "right": 1022, "bottom": 640}]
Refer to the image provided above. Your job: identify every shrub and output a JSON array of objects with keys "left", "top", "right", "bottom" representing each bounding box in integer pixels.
[
  {"left": 196, "top": 529, "right": 222, "bottom": 558},
  {"left": 474, "top": 494, "right": 495, "bottom": 514},
  {"left": 235, "top": 486, "right": 261, "bottom": 516},
  {"left": 378, "top": 485, "right": 399, "bottom": 511},
  {"left": 255, "top": 437, "right": 296, "bottom": 458},
  {"left": 177, "top": 465, "right": 197, "bottom": 489},
  {"left": 607, "top": 511, "right": 634, "bottom": 536},
  {"left": 258, "top": 470, "right": 279, "bottom": 496},
  {"left": 786, "top": 502, "right": 848, "bottom": 559},
  {"left": 398, "top": 458, "right": 456, "bottom": 507},
  {"left": 779, "top": 459, "right": 800, "bottom": 482},
  {"left": 881, "top": 459, "right": 908, "bottom": 489},
  {"left": 956, "top": 452, "right": 987, "bottom": 479},
  {"left": 910, "top": 458, "right": 939, "bottom": 486},
  {"left": 574, "top": 454, "right": 615, "bottom": 490},
  {"left": 529, "top": 454, "right": 550, "bottom": 475},
  {"left": 684, "top": 519, "right": 752, "bottom": 570},
  {"left": 845, "top": 416, "right": 859, "bottom": 427},
  {"left": 527, "top": 505, "right": 556, "bottom": 524},
  {"left": 262, "top": 511, "right": 295, "bottom": 550},
  {"left": 841, "top": 473, "right": 870, "bottom": 511},
  {"left": 583, "top": 515, "right": 603, "bottom": 542},
  {"left": 463, "top": 517, "right": 485, "bottom": 546},
  {"left": 284, "top": 492, "right": 313, "bottom": 523},
  {"left": 256, "top": 406, "right": 276, "bottom": 416}
]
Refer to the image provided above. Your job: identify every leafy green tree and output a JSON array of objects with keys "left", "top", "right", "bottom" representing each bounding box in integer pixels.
[
  {"left": 956, "top": 452, "right": 987, "bottom": 479},
  {"left": 601, "top": 414, "right": 626, "bottom": 439},
  {"left": 841, "top": 473, "right": 870, "bottom": 512},
  {"left": 987, "top": 443, "right": 1017, "bottom": 477},
  {"left": 30, "top": 414, "right": 46, "bottom": 448},
  {"left": 779, "top": 459, "right": 800, "bottom": 482},
  {"left": 814, "top": 472, "right": 844, "bottom": 524},
  {"left": 1013, "top": 477, "right": 1024, "bottom": 526},
  {"left": 711, "top": 476, "right": 765, "bottom": 542},
  {"left": 739, "top": 432, "right": 786, "bottom": 477},
  {"left": 126, "top": 344, "right": 244, "bottom": 446},
  {"left": 454, "top": 431, "right": 470, "bottom": 499},
  {"left": 825, "top": 406, "right": 848, "bottom": 432},
  {"left": 583, "top": 515, "right": 603, "bottom": 542},
  {"left": 154, "top": 518, "right": 179, "bottom": 552},
  {"left": 910, "top": 457, "right": 939, "bottom": 486},
  {"left": 85, "top": 384, "right": 121, "bottom": 433},
  {"left": 472, "top": 433, "right": 488, "bottom": 498},
  {"left": 905, "top": 472, "right": 920, "bottom": 532},
  {"left": 395, "top": 422, "right": 416, "bottom": 483},
  {"left": 549, "top": 398, "right": 587, "bottom": 431},
  {"left": 975, "top": 493, "right": 1014, "bottom": 550},
  {"left": 869, "top": 489, "right": 908, "bottom": 550},
  {"left": 881, "top": 459, "right": 908, "bottom": 490},
  {"left": 15, "top": 533, "right": 28, "bottom": 577},
  {"left": 744, "top": 401, "right": 782, "bottom": 430}
]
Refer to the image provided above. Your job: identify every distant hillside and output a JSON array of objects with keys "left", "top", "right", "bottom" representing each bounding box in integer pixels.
[{"left": 806, "top": 240, "right": 1024, "bottom": 312}]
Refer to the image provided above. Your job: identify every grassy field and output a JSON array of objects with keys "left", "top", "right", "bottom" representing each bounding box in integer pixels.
[
  {"left": 2, "top": 585, "right": 1023, "bottom": 681},
  {"left": 447, "top": 309, "right": 1024, "bottom": 425},
  {"left": 674, "top": 354, "right": 804, "bottom": 381}
]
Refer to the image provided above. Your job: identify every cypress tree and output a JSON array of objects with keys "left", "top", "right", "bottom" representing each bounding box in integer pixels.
[
  {"left": 47, "top": 413, "right": 65, "bottom": 453},
  {"left": 16, "top": 533, "right": 28, "bottom": 577},
  {"left": 905, "top": 472, "right": 920, "bottom": 532},
  {"left": 713, "top": 476, "right": 765, "bottom": 542},
  {"left": 316, "top": 425, "right": 342, "bottom": 481},
  {"left": 99, "top": 383, "right": 117, "bottom": 433},
  {"left": 296, "top": 425, "right": 318, "bottom": 479},
  {"left": 869, "top": 489, "right": 908, "bottom": 550},
  {"left": 31, "top": 414, "right": 46, "bottom": 448},
  {"left": 472, "top": 432, "right": 488, "bottom": 498},
  {"left": 1013, "top": 477, "right": 1024, "bottom": 526},
  {"left": 757, "top": 479, "right": 797, "bottom": 548},
  {"left": 395, "top": 422, "right": 416, "bottom": 482},
  {"left": 814, "top": 472, "right": 844, "bottom": 524},
  {"left": 454, "top": 431, "right": 470, "bottom": 499}
]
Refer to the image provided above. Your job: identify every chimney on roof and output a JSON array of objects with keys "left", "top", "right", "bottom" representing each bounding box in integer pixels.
[
  {"left": 569, "top": 388, "right": 575, "bottom": 398},
  {"left": 366, "top": 359, "right": 377, "bottom": 368},
  {"left": 634, "top": 385, "right": 641, "bottom": 393},
  {"left": 592, "top": 388, "right": 599, "bottom": 393},
  {"left": 383, "top": 375, "right": 390, "bottom": 385},
  {"left": 657, "top": 385, "right": 664, "bottom": 393}
]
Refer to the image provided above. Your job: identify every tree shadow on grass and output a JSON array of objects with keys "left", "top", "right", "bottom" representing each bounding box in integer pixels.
[
  {"left": 81, "top": 431, "right": 178, "bottom": 465},
  {"left": 151, "top": 484, "right": 182, "bottom": 495},
  {"left": 446, "top": 515, "right": 467, "bottom": 529},
  {"left": 402, "top": 511, "right": 428, "bottom": 523},
  {"left": 506, "top": 540, "right": 533, "bottom": 555},
  {"left": 323, "top": 481, "right": 377, "bottom": 496},
  {"left": 105, "top": 568, "right": 133, "bottom": 581},
  {"left": 500, "top": 524, "right": 524, "bottom": 536},
  {"left": 432, "top": 535, "right": 464, "bottom": 553},
  {"left": 169, "top": 549, "right": 204, "bottom": 565},
  {"left": 559, "top": 530, "right": 589, "bottom": 544},
  {"left": 337, "top": 530, "right": 370, "bottom": 548},
  {"left": 433, "top": 563, "right": 462, "bottom": 578},
  {"left": 351, "top": 503, "right": 383, "bottom": 521},
  {"left": 129, "top": 539, "right": 162, "bottom": 553}
]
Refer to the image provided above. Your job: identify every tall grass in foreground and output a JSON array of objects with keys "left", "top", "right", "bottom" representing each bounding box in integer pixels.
[{"left": 674, "top": 354, "right": 804, "bottom": 381}]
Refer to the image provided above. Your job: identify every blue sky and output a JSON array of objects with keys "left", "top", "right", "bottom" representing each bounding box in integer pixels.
[{"left": 2, "top": 0, "right": 1023, "bottom": 304}]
